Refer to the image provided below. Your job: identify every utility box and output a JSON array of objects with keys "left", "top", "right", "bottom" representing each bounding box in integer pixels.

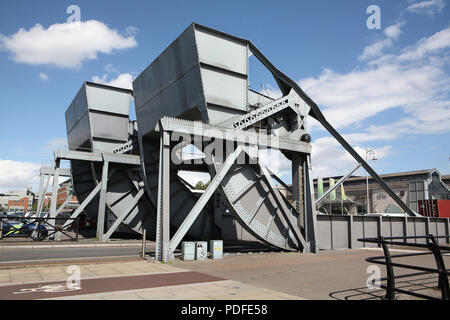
[
  {"left": 195, "top": 241, "right": 208, "bottom": 260},
  {"left": 181, "top": 241, "right": 196, "bottom": 261},
  {"left": 210, "top": 240, "right": 223, "bottom": 260}
]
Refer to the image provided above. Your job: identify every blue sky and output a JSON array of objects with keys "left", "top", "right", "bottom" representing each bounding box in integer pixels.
[{"left": 0, "top": 0, "right": 449, "bottom": 191}]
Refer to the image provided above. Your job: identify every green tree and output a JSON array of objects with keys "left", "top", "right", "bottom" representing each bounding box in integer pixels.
[{"left": 195, "top": 181, "right": 210, "bottom": 190}]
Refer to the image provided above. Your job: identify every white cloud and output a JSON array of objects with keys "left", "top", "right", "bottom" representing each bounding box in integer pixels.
[
  {"left": 300, "top": 63, "right": 448, "bottom": 130},
  {"left": 0, "top": 160, "right": 40, "bottom": 193},
  {"left": 359, "top": 22, "right": 404, "bottom": 61},
  {"left": 91, "top": 73, "right": 133, "bottom": 90},
  {"left": 261, "top": 86, "right": 283, "bottom": 100},
  {"left": 299, "top": 24, "right": 450, "bottom": 137},
  {"left": 0, "top": 20, "right": 137, "bottom": 69},
  {"left": 384, "top": 22, "right": 404, "bottom": 40},
  {"left": 260, "top": 21, "right": 450, "bottom": 177},
  {"left": 39, "top": 72, "right": 48, "bottom": 81},
  {"left": 105, "top": 63, "right": 118, "bottom": 74},
  {"left": 359, "top": 38, "right": 392, "bottom": 61},
  {"left": 310, "top": 137, "right": 391, "bottom": 178},
  {"left": 259, "top": 149, "right": 291, "bottom": 177},
  {"left": 125, "top": 26, "right": 139, "bottom": 36},
  {"left": 406, "top": 0, "right": 445, "bottom": 16},
  {"left": 397, "top": 27, "right": 450, "bottom": 61}
]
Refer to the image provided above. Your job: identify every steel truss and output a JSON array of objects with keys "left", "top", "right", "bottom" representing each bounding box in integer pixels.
[
  {"left": 39, "top": 150, "right": 145, "bottom": 241},
  {"left": 155, "top": 116, "right": 317, "bottom": 262}
]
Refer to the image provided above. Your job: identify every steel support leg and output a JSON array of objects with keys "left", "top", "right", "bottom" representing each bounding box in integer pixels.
[
  {"left": 305, "top": 154, "right": 319, "bottom": 253},
  {"left": 292, "top": 154, "right": 305, "bottom": 230},
  {"left": 96, "top": 160, "right": 109, "bottom": 241},
  {"left": 156, "top": 130, "right": 171, "bottom": 262},
  {"left": 49, "top": 159, "right": 60, "bottom": 218},
  {"left": 36, "top": 172, "right": 45, "bottom": 216},
  {"left": 37, "top": 169, "right": 52, "bottom": 217},
  {"left": 48, "top": 159, "right": 60, "bottom": 239}
]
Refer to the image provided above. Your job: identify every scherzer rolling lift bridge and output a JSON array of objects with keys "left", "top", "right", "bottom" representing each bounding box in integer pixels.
[{"left": 37, "top": 23, "right": 418, "bottom": 262}]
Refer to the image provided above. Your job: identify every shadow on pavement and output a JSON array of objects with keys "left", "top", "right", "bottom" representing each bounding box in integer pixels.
[{"left": 329, "top": 274, "right": 442, "bottom": 300}]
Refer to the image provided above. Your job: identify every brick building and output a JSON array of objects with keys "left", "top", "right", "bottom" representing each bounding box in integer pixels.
[{"left": 0, "top": 189, "right": 35, "bottom": 213}]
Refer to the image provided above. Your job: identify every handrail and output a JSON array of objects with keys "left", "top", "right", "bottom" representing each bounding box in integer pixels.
[{"left": 358, "top": 235, "right": 450, "bottom": 300}]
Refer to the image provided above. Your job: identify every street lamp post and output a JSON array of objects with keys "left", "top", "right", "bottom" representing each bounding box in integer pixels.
[{"left": 365, "top": 148, "right": 377, "bottom": 214}]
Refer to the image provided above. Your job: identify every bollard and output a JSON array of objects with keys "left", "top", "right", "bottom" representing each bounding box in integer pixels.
[{"left": 141, "top": 229, "right": 147, "bottom": 258}]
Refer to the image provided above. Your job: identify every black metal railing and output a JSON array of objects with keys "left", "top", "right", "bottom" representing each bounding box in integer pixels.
[
  {"left": 0, "top": 216, "right": 79, "bottom": 241},
  {"left": 358, "top": 235, "right": 450, "bottom": 300}
]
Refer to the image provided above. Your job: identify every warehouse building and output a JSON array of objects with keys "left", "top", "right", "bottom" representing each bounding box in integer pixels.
[{"left": 312, "top": 169, "right": 450, "bottom": 215}]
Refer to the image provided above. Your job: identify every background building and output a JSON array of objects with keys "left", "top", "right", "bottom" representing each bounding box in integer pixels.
[
  {"left": 0, "top": 189, "right": 35, "bottom": 213},
  {"left": 312, "top": 169, "right": 450, "bottom": 215},
  {"left": 56, "top": 179, "right": 79, "bottom": 212}
]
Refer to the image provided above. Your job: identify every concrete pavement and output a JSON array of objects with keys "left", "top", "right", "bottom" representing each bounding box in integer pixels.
[
  {"left": 173, "top": 248, "right": 447, "bottom": 300},
  {"left": 0, "top": 247, "right": 446, "bottom": 300},
  {"left": 0, "top": 260, "right": 303, "bottom": 300}
]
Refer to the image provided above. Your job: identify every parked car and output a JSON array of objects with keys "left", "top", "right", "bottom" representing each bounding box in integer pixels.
[{"left": 1, "top": 217, "right": 48, "bottom": 240}]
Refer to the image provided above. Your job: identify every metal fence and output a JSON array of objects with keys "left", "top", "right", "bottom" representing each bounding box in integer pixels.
[
  {"left": 359, "top": 235, "right": 449, "bottom": 300},
  {"left": 316, "top": 214, "right": 450, "bottom": 250},
  {"left": 0, "top": 216, "right": 79, "bottom": 242}
]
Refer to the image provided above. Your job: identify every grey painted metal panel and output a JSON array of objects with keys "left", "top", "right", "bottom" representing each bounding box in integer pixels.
[
  {"left": 135, "top": 66, "right": 204, "bottom": 136},
  {"left": 201, "top": 67, "right": 247, "bottom": 112},
  {"left": 428, "top": 217, "right": 438, "bottom": 236},
  {"left": 90, "top": 113, "right": 129, "bottom": 143},
  {"left": 66, "top": 82, "right": 132, "bottom": 151},
  {"left": 436, "top": 219, "right": 447, "bottom": 244},
  {"left": 133, "top": 25, "right": 203, "bottom": 136},
  {"left": 381, "top": 218, "right": 391, "bottom": 238},
  {"left": 391, "top": 217, "right": 405, "bottom": 237},
  {"left": 134, "top": 24, "right": 251, "bottom": 135},
  {"left": 195, "top": 28, "right": 247, "bottom": 75},
  {"left": 74, "top": 85, "right": 87, "bottom": 123},
  {"left": 86, "top": 84, "right": 131, "bottom": 115},
  {"left": 76, "top": 112, "right": 91, "bottom": 149},
  {"left": 405, "top": 217, "right": 416, "bottom": 243},
  {"left": 316, "top": 215, "right": 449, "bottom": 250},
  {"left": 352, "top": 217, "right": 368, "bottom": 248},
  {"left": 65, "top": 102, "right": 76, "bottom": 133},
  {"left": 317, "top": 216, "right": 332, "bottom": 250},
  {"left": 354, "top": 216, "right": 378, "bottom": 248},
  {"left": 331, "top": 216, "right": 349, "bottom": 249},
  {"left": 196, "top": 27, "right": 248, "bottom": 113},
  {"left": 206, "top": 105, "right": 244, "bottom": 124},
  {"left": 412, "top": 217, "right": 427, "bottom": 243}
]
